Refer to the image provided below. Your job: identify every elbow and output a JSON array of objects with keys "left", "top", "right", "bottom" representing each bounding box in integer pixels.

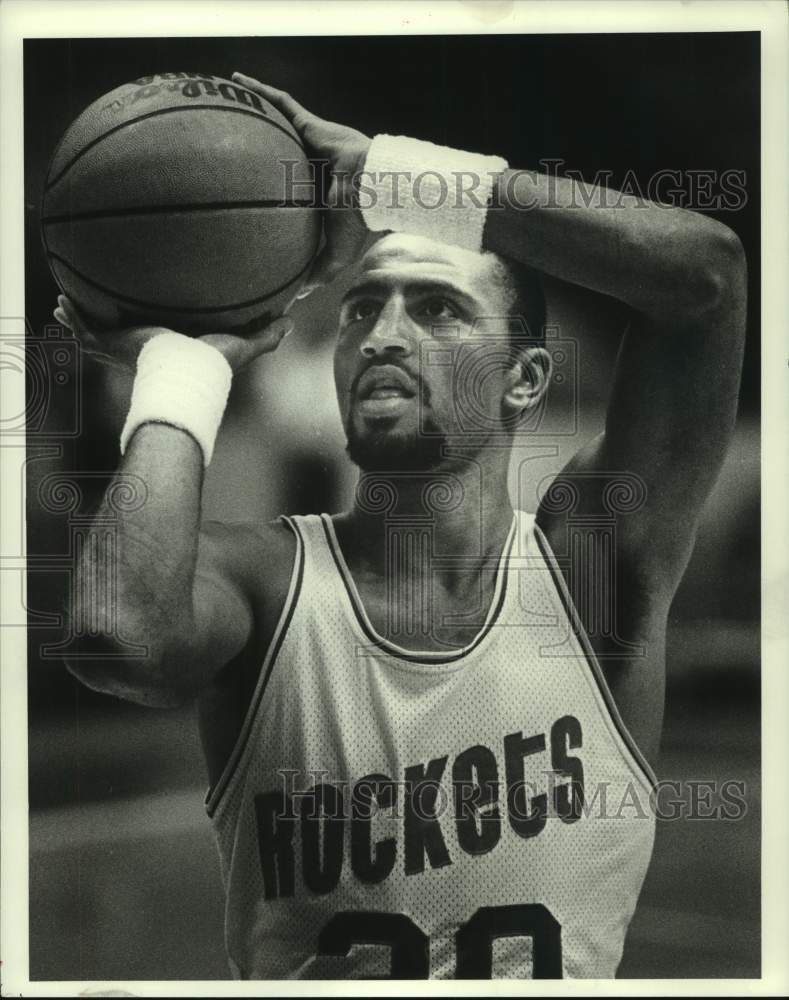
[
  {"left": 687, "top": 222, "right": 747, "bottom": 318},
  {"left": 62, "top": 627, "right": 197, "bottom": 709}
]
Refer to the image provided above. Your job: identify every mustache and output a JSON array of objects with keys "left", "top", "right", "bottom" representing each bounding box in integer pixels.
[{"left": 351, "top": 360, "right": 431, "bottom": 403}]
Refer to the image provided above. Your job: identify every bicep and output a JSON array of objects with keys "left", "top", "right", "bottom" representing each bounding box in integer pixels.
[
  {"left": 192, "top": 559, "right": 255, "bottom": 670},
  {"left": 186, "top": 519, "right": 297, "bottom": 688},
  {"left": 174, "top": 525, "right": 257, "bottom": 690}
]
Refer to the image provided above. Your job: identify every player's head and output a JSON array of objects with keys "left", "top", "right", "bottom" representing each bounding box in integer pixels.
[{"left": 334, "top": 233, "right": 551, "bottom": 473}]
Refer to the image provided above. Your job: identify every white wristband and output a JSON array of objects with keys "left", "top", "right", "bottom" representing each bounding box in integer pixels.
[
  {"left": 120, "top": 332, "right": 233, "bottom": 467},
  {"left": 359, "top": 134, "right": 508, "bottom": 253}
]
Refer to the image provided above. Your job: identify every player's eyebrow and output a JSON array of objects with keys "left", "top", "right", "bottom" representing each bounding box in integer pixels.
[
  {"left": 341, "top": 278, "right": 478, "bottom": 310},
  {"left": 340, "top": 280, "right": 382, "bottom": 305}
]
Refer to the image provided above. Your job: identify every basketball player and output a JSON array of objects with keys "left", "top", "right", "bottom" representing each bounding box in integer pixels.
[{"left": 57, "top": 72, "right": 747, "bottom": 979}]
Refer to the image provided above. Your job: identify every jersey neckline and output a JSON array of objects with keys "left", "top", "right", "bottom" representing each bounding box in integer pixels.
[{"left": 319, "top": 510, "right": 518, "bottom": 665}]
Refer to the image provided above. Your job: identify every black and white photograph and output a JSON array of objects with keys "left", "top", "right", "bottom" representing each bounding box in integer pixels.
[{"left": 1, "top": 0, "right": 787, "bottom": 992}]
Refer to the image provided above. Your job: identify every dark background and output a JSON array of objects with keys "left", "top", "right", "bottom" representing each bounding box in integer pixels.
[
  {"left": 25, "top": 33, "right": 760, "bottom": 979},
  {"left": 24, "top": 33, "right": 761, "bottom": 404}
]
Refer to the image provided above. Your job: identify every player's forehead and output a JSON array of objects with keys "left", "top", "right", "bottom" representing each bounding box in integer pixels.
[{"left": 354, "top": 234, "right": 502, "bottom": 302}]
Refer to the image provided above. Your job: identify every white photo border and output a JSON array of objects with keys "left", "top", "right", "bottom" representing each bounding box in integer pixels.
[{"left": 2, "top": 1, "right": 787, "bottom": 995}]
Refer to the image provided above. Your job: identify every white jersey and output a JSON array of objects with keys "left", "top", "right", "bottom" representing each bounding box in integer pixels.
[{"left": 206, "top": 510, "right": 656, "bottom": 980}]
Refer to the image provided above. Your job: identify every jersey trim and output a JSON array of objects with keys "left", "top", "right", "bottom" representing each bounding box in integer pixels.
[
  {"left": 532, "top": 521, "right": 659, "bottom": 792},
  {"left": 319, "top": 512, "right": 517, "bottom": 665},
  {"left": 205, "top": 516, "right": 305, "bottom": 819}
]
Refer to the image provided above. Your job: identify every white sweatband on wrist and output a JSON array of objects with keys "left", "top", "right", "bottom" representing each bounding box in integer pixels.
[
  {"left": 359, "top": 134, "right": 508, "bottom": 253},
  {"left": 120, "top": 332, "right": 233, "bottom": 468}
]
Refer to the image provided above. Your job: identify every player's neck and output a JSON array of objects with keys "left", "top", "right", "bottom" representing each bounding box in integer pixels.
[{"left": 342, "top": 458, "right": 514, "bottom": 574}]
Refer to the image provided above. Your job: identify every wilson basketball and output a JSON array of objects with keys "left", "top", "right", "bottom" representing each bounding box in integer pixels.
[{"left": 41, "top": 72, "right": 321, "bottom": 336}]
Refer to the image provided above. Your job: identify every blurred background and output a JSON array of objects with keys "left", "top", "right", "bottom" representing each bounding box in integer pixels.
[{"left": 23, "top": 33, "right": 759, "bottom": 979}]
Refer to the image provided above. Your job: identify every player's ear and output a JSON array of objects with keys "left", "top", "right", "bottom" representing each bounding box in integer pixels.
[{"left": 503, "top": 346, "right": 552, "bottom": 417}]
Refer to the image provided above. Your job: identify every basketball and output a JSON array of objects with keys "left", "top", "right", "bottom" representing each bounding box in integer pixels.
[{"left": 41, "top": 72, "right": 321, "bottom": 336}]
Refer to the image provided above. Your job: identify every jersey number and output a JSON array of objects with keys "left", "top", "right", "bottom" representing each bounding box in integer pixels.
[{"left": 317, "top": 903, "right": 562, "bottom": 978}]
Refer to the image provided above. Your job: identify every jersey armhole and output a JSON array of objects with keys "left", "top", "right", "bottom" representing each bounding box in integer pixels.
[
  {"left": 205, "top": 515, "right": 305, "bottom": 818},
  {"left": 532, "top": 520, "right": 659, "bottom": 792}
]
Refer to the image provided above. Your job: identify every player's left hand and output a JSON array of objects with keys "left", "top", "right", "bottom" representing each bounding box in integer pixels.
[
  {"left": 233, "top": 71, "right": 372, "bottom": 295},
  {"left": 54, "top": 295, "right": 294, "bottom": 374}
]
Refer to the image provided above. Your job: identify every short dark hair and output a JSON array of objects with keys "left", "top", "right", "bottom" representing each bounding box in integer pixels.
[{"left": 499, "top": 254, "right": 546, "bottom": 356}]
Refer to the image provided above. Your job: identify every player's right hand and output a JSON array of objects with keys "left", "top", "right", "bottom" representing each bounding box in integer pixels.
[
  {"left": 232, "top": 71, "right": 372, "bottom": 295},
  {"left": 53, "top": 295, "right": 294, "bottom": 374}
]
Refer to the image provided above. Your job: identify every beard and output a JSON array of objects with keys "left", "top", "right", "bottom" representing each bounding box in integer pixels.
[{"left": 345, "top": 416, "right": 449, "bottom": 473}]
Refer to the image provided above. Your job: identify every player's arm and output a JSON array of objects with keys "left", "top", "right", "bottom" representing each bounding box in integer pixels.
[
  {"left": 56, "top": 298, "right": 294, "bottom": 708},
  {"left": 486, "top": 172, "right": 747, "bottom": 590},
  {"left": 233, "top": 71, "right": 746, "bottom": 584}
]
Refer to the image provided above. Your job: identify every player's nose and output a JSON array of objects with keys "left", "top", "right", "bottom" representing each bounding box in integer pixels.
[{"left": 359, "top": 297, "right": 413, "bottom": 358}]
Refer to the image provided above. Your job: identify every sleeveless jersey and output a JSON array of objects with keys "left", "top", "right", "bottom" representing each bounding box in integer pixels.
[{"left": 206, "top": 510, "right": 657, "bottom": 980}]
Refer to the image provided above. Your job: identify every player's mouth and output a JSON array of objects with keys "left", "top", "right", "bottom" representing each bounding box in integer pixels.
[{"left": 354, "top": 365, "right": 419, "bottom": 417}]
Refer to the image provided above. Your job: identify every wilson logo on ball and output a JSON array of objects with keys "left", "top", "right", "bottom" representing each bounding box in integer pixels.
[{"left": 105, "top": 74, "right": 268, "bottom": 116}]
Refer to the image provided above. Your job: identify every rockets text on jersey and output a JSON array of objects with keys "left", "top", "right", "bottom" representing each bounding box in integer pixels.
[{"left": 206, "top": 510, "right": 657, "bottom": 979}]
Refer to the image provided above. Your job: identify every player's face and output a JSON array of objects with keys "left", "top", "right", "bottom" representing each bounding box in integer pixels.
[{"left": 334, "top": 235, "right": 518, "bottom": 472}]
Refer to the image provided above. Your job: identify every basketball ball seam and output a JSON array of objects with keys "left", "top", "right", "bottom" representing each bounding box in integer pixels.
[
  {"left": 41, "top": 200, "right": 317, "bottom": 225},
  {"left": 44, "top": 104, "right": 304, "bottom": 192},
  {"left": 46, "top": 250, "right": 315, "bottom": 314}
]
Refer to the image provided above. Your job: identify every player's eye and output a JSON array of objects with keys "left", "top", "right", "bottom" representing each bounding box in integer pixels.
[
  {"left": 417, "top": 297, "right": 459, "bottom": 322},
  {"left": 348, "top": 299, "right": 380, "bottom": 323}
]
